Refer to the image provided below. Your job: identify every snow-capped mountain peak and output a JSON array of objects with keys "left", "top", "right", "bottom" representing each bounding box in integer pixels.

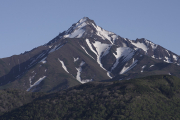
[
  {"left": 0, "top": 17, "right": 180, "bottom": 92},
  {"left": 62, "top": 17, "right": 118, "bottom": 44},
  {"left": 47, "top": 17, "right": 180, "bottom": 66},
  {"left": 63, "top": 17, "right": 88, "bottom": 38}
]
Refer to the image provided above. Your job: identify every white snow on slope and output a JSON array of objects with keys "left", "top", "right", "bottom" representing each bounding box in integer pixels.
[
  {"left": 93, "top": 41, "right": 111, "bottom": 70},
  {"left": 107, "top": 71, "right": 112, "bottom": 79},
  {"left": 64, "top": 29, "right": 85, "bottom": 38},
  {"left": 39, "top": 57, "right": 47, "bottom": 64},
  {"left": 79, "top": 17, "right": 87, "bottom": 23},
  {"left": 49, "top": 44, "right": 64, "bottom": 53},
  {"left": 27, "top": 76, "right": 46, "bottom": 91},
  {"left": 85, "top": 39, "right": 97, "bottom": 55},
  {"left": 76, "top": 61, "right": 85, "bottom": 82},
  {"left": 111, "top": 47, "right": 135, "bottom": 70},
  {"left": 150, "top": 65, "right": 154, "bottom": 68},
  {"left": 86, "top": 39, "right": 112, "bottom": 78},
  {"left": 173, "top": 55, "right": 178, "bottom": 61},
  {"left": 164, "top": 56, "right": 172, "bottom": 63},
  {"left": 152, "top": 55, "right": 155, "bottom": 59},
  {"left": 86, "top": 39, "right": 111, "bottom": 70},
  {"left": 73, "top": 57, "right": 79, "bottom": 62},
  {"left": 76, "top": 61, "right": 92, "bottom": 84},
  {"left": 131, "top": 41, "right": 148, "bottom": 52},
  {"left": 141, "top": 65, "right": 146, "bottom": 72},
  {"left": 81, "top": 45, "right": 95, "bottom": 59},
  {"left": 58, "top": 58, "right": 69, "bottom": 73},
  {"left": 111, "top": 34, "right": 118, "bottom": 44},
  {"left": 81, "top": 79, "right": 93, "bottom": 84},
  {"left": 166, "top": 50, "right": 170, "bottom": 56},
  {"left": 64, "top": 18, "right": 87, "bottom": 38},
  {"left": 61, "top": 17, "right": 117, "bottom": 44},
  {"left": 49, "top": 46, "right": 57, "bottom": 53},
  {"left": 144, "top": 40, "right": 158, "bottom": 50},
  {"left": 120, "top": 60, "right": 138, "bottom": 74},
  {"left": 92, "top": 23, "right": 114, "bottom": 44},
  {"left": 122, "top": 43, "right": 127, "bottom": 47},
  {"left": 150, "top": 42, "right": 158, "bottom": 50}
]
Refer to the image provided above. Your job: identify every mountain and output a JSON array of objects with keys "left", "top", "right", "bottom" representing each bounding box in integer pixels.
[
  {"left": 0, "top": 75, "right": 180, "bottom": 119},
  {"left": 0, "top": 17, "right": 180, "bottom": 92}
]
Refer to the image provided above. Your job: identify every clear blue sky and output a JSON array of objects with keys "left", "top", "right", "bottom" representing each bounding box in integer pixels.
[{"left": 0, "top": 0, "right": 180, "bottom": 58}]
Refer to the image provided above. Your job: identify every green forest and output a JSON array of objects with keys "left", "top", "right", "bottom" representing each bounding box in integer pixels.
[{"left": 0, "top": 75, "right": 180, "bottom": 120}]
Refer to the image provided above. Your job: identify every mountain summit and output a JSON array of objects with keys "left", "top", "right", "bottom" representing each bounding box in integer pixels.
[
  {"left": 0, "top": 17, "right": 179, "bottom": 92},
  {"left": 47, "top": 17, "right": 117, "bottom": 45}
]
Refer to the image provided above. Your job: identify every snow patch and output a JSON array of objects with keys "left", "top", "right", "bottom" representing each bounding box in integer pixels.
[
  {"left": 64, "top": 18, "right": 87, "bottom": 38},
  {"left": 86, "top": 39, "right": 111, "bottom": 73},
  {"left": 73, "top": 57, "right": 79, "bottom": 62},
  {"left": 111, "top": 34, "right": 118, "bottom": 44},
  {"left": 27, "top": 76, "right": 46, "bottom": 91},
  {"left": 149, "top": 42, "right": 158, "bottom": 50},
  {"left": 39, "top": 57, "right": 47, "bottom": 64},
  {"left": 122, "top": 43, "right": 127, "bottom": 47},
  {"left": 58, "top": 58, "right": 69, "bottom": 73},
  {"left": 150, "top": 65, "right": 154, "bottom": 68},
  {"left": 107, "top": 71, "right": 112, "bottom": 79},
  {"left": 76, "top": 61, "right": 85, "bottom": 82},
  {"left": 86, "top": 39, "right": 97, "bottom": 55},
  {"left": 111, "top": 47, "right": 135, "bottom": 70},
  {"left": 92, "top": 41, "right": 111, "bottom": 70},
  {"left": 166, "top": 50, "right": 170, "bottom": 56},
  {"left": 152, "top": 55, "right": 155, "bottom": 59},
  {"left": 49, "top": 44, "right": 64, "bottom": 53},
  {"left": 64, "top": 29, "right": 85, "bottom": 38},
  {"left": 92, "top": 23, "right": 114, "bottom": 44},
  {"left": 81, "top": 45, "right": 95, "bottom": 59},
  {"left": 75, "top": 61, "right": 92, "bottom": 84},
  {"left": 173, "top": 55, "right": 178, "bottom": 61},
  {"left": 164, "top": 56, "right": 172, "bottom": 63},
  {"left": 141, "top": 65, "right": 146, "bottom": 73},
  {"left": 80, "top": 79, "right": 93, "bottom": 84},
  {"left": 120, "top": 60, "right": 138, "bottom": 74},
  {"left": 131, "top": 41, "right": 148, "bottom": 52}
]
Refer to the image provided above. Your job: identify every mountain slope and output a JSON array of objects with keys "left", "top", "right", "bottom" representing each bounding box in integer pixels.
[
  {"left": 1, "top": 75, "right": 180, "bottom": 120},
  {"left": 0, "top": 17, "right": 180, "bottom": 92}
]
